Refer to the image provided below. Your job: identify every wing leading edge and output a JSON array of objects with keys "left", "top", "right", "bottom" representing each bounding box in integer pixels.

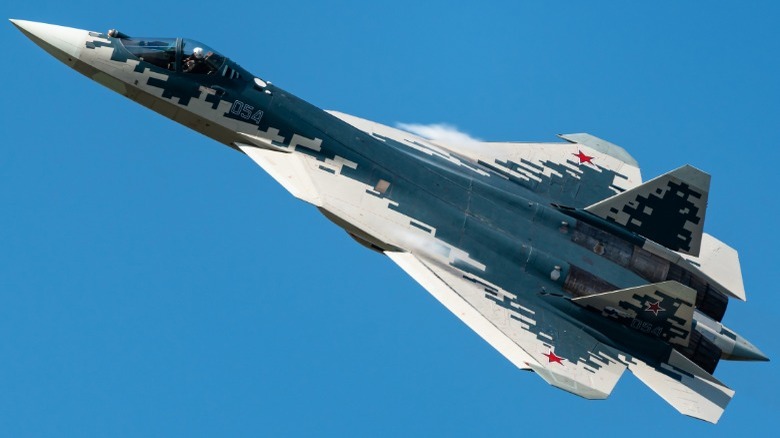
[{"left": 385, "top": 251, "right": 627, "bottom": 400}]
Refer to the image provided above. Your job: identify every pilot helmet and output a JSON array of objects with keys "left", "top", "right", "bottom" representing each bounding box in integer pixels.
[{"left": 193, "top": 47, "right": 204, "bottom": 59}]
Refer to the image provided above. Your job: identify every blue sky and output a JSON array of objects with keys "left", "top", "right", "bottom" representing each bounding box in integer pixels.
[{"left": 1, "top": 1, "right": 778, "bottom": 436}]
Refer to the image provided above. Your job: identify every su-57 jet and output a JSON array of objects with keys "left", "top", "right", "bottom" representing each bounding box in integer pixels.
[{"left": 11, "top": 20, "right": 768, "bottom": 424}]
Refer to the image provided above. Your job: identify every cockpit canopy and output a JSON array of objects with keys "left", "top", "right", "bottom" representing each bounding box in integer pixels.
[{"left": 119, "top": 37, "right": 227, "bottom": 75}]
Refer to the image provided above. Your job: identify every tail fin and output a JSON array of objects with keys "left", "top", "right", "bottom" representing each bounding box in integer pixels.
[
  {"left": 585, "top": 165, "right": 709, "bottom": 256},
  {"left": 572, "top": 281, "right": 696, "bottom": 347},
  {"left": 628, "top": 350, "right": 734, "bottom": 424}
]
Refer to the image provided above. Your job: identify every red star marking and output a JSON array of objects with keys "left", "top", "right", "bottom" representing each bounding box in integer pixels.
[
  {"left": 543, "top": 350, "right": 564, "bottom": 365},
  {"left": 573, "top": 150, "right": 595, "bottom": 165},
  {"left": 645, "top": 300, "right": 666, "bottom": 316}
]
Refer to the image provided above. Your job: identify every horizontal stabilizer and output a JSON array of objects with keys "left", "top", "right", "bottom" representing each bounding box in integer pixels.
[
  {"left": 572, "top": 281, "right": 696, "bottom": 347},
  {"left": 628, "top": 350, "right": 734, "bottom": 424},
  {"left": 683, "top": 233, "right": 746, "bottom": 301},
  {"left": 585, "top": 165, "right": 710, "bottom": 256}
]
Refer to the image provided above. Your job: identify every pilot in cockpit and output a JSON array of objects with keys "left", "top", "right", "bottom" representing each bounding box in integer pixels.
[{"left": 183, "top": 47, "right": 212, "bottom": 74}]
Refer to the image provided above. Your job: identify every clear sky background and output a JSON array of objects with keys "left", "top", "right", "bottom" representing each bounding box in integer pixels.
[{"left": 1, "top": 1, "right": 778, "bottom": 436}]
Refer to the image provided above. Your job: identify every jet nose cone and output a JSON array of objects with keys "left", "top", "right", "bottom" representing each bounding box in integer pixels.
[{"left": 10, "top": 19, "right": 88, "bottom": 63}]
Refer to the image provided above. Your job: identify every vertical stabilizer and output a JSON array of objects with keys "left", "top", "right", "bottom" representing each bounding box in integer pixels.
[
  {"left": 572, "top": 281, "right": 696, "bottom": 347},
  {"left": 586, "top": 165, "right": 709, "bottom": 256}
]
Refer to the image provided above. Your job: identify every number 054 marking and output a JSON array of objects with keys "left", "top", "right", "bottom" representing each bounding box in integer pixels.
[{"left": 230, "top": 100, "right": 264, "bottom": 124}]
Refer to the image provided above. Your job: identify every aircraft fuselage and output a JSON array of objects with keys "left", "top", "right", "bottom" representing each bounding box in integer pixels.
[{"left": 13, "top": 20, "right": 766, "bottom": 381}]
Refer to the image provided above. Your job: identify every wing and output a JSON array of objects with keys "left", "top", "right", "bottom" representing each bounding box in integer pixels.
[
  {"left": 469, "top": 135, "right": 642, "bottom": 208},
  {"left": 329, "top": 110, "right": 642, "bottom": 207},
  {"left": 388, "top": 251, "right": 735, "bottom": 422},
  {"left": 386, "top": 251, "right": 627, "bottom": 399}
]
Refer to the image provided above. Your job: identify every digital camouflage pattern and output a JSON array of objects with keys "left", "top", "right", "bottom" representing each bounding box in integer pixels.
[{"left": 12, "top": 19, "right": 768, "bottom": 424}]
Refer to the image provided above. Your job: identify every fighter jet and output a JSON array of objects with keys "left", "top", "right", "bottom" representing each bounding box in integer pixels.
[{"left": 11, "top": 20, "right": 768, "bottom": 424}]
